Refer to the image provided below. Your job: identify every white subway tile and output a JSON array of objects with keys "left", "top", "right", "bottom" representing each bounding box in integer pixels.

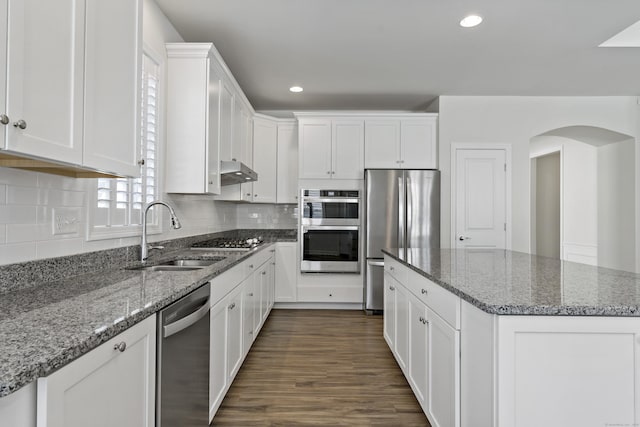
[
  {"left": 0, "top": 225, "right": 6, "bottom": 243},
  {"left": 0, "top": 206, "right": 37, "bottom": 224},
  {"left": 0, "top": 185, "right": 5, "bottom": 204},
  {"left": 36, "top": 173, "right": 88, "bottom": 191},
  {"left": 36, "top": 238, "right": 84, "bottom": 259},
  {"left": 6, "top": 185, "right": 39, "bottom": 205},
  {"left": 0, "top": 168, "right": 38, "bottom": 186},
  {"left": 0, "top": 242, "right": 37, "bottom": 265},
  {"left": 6, "top": 224, "right": 46, "bottom": 243}
]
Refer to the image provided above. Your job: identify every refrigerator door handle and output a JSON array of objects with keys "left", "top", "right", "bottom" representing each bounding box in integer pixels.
[
  {"left": 398, "top": 176, "right": 405, "bottom": 250},
  {"left": 406, "top": 175, "right": 412, "bottom": 246}
]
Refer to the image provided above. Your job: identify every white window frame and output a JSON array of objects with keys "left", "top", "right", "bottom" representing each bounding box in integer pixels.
[{"left": 87, "top": 45, "right": 165, "bottom": 241}]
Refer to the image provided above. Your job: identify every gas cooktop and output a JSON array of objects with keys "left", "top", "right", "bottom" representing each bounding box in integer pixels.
[{"left": 191, "top": 237, "right": 264, "bottom": 251}]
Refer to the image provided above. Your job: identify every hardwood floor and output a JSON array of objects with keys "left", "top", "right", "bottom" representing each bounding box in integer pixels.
[{"left": 212, "top": 309, "right": 430, "bottom": 426}]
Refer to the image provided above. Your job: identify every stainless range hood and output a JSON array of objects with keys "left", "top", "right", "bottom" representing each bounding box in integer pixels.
[{"left": 220, "top": 160, "right": 258, "bottom": 186}]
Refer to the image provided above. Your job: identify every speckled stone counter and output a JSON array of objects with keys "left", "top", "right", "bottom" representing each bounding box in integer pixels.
[
  {"left": 0, "top": 229, "right": 296, "bottom": 398},
  {"left": 382, "top": 248, "right": 640, "bottom": 317}
]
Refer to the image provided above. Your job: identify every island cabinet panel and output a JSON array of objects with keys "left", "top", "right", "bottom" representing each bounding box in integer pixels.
[
  {"left": 383, "top": 271, "right": 398, "bottom": 350},
  {"left": 36, "top": 315, "right": 156, "bottom": 427},
  {"left": 497, "top": 315, "right": 640, "bottom": 427},
  {"left": 408, "top": 297, "right": 428, "bottom": 407}
]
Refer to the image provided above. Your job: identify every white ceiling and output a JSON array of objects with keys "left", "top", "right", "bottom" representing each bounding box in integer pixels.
[{"left": 154, "top": 0, "right": 640, "bottom": 111}]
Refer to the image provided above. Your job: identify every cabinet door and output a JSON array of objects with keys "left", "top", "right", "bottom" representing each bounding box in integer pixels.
[
  {"left": 409, "top": 296, "right": 428, "bottom": 408},
  {"left": 242, "top": 109, "right": 253, "bottom": 166},
  {"left": 226, "top": 286, "right": 244, "bottom": 381},
  {"left": 37, "top": 315, "right": 156, "bottom": 427},
  {"left": 206, "top": 66, "right": 222, "bottom": 195},
  {"left": 383, "top": 272, "right": 397, "bottom": 350},
  {"left": 401, "top": 118, "right": 437, "bottom": 169},
  {"left": 242, "top": 277, "right": 256, "bottom": 357},
  {"left": 364, "top": 120, "right": 400, "bottom": 169},
  {"left": 83, "top": 0, "right": 141, "bottom": 176},
  {"left": 219, "top": 83, "right": 234, "bottom": 161},
  {"left": 275, "top": 242, "right": 297, "bottom": 302},
  {"left": 427, "top": 309, "right": 460, "bottom": 427},
  {"left": 0, "top": 0, "right": 8, "bottom": 146},
  {"left": 395, "top": 282, "right": 409, "bottom": 373},
  {"left": 231, "top": 100, "right": 244, "bottom": 163},
  {"left": 209, "top": 297, "right": 228, "bottom": 416},
  {"left": 276, "top": 123, "right": 298, "bottom": 203},
  {"left": 332, "top": 120, "right": 364, "bottom": 179},
  {"left": 259, "top": 263, "right": 270, "bottom": 325},
  {"left": 6, "top": 0, "right": 85, "bottom": 164},
  {"left": 298, "top": 119, "right": 332, "bottom": 179},
  {"left": 252, "top": 118, "right": 277, "bottom": 203}
]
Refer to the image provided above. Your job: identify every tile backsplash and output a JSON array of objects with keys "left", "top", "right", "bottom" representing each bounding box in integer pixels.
[{"left": 0, "top": 167, "right": 296, "bottom": 266}]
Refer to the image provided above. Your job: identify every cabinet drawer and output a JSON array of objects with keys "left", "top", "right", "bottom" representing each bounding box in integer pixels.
[
  {"left": 297, "top": 285, "right": 363, "bottom": 303},
  {"left": 384, "top": 257, "right": 408, "bottom": 284},
  {"left": 407, "top": 269, "right": 460, "bottom": 330}
]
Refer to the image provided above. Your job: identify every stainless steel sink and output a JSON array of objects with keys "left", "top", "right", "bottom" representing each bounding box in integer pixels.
[{"left": 126, "top": 257, "right": 225, "bottom": 272}]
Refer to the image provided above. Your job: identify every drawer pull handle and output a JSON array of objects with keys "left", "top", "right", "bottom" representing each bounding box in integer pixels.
[
  {"left": 113, "top": 342, "right": 127, "bottom": 352},
  {"left": 421, "top": 289, "right": 428, "bottom": 295}
]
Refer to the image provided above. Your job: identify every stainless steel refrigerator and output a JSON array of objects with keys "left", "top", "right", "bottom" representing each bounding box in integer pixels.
[{"left": 364, "top": 169, "right": 440, "bottom": 312}]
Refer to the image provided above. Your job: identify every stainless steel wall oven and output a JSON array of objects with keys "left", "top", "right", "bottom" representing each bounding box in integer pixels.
[{"left": 300, "top": 190, "right": 360, "bottom": 273}]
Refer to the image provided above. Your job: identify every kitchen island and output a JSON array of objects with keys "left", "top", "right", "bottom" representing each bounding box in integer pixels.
[{"left": 383, "top": 248, "right": 640, "bottom": 427}]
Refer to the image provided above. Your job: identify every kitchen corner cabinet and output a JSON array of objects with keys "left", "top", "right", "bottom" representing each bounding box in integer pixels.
[
  {"left": 384, "top": 256, "right": 460, "bottom": 427},
  {"left": 365, "top": 116, "right": 437, "bottom": 169},
  {"left": 0, "top": 0, "right": 142, "bottom": 177},
  {"left": 252, "top": 117, "right": 277, "bottom": 203},
  {"left": 276, "top": 122, "right": 298, "bottom": 203},
  {"left": 36, "top": 315, "right": 156, "bottom": 427},
  {"left": 297, "top": 118, "right": 364, "bottom": 180}
]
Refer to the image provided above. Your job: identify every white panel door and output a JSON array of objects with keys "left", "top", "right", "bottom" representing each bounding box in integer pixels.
[
  {"left": 364, "top": 120, "right": 400, "bottom": 168},
  {"left": 401, "top": 119, "right": 437, "bottom": 169},
  {"left": 409, "top": 296, "right": 429, "bottom": 407},
  {"left": 298, "top": 119, "right": 331, "bottom": 179},
  {"left": 6, "top": 0, "right": 84, "bottom": 164},
  {"left": 209, "top": 297, "right": 228, "bottom": 418},
  {"left": 394, "top": 282, "right": 409, "bottom": 373},
  {"left": 455, "top": 149, "right": 507, "bottom": 249},
  {"left": 0, "top": 0, "right": 7, "bottom": 145},
  {"left": 219, "top": 84, "right": 233, "bottom": 161},
  {"left": 332, "top": 119, "right": 364, "bottom": 179},
  {"left": 242, "top": 276, "right": 256, "bottom": 356},
  {"left": 83, "top": 0, "right": 141, "bottom": 176},
  {"left": 252, "top": 118, "right": 277, "bottom": 203},
  {"left": 226, "top": 286, "right": 243, "bottom": 381},
  {"left": 383, "top": 272, "right": 397, "bottom": 349},
  {"left": 275, "top": 242, "right": 297, "bottom": 302},
  {"left": 276, "top": 123, "right": 298, "bottom": 203}
]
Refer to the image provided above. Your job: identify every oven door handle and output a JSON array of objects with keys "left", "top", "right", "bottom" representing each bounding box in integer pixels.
[
  {"left": 302, "top": 225, "right": 360, "bottom": 231},
  {"left": 302, "top": 198, "right": 360, "bottom": 203}
]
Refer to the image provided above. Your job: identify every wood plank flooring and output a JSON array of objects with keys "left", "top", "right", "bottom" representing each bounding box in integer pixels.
[{"left": 212, "top": 309, "right": 430, "bottom": 426}]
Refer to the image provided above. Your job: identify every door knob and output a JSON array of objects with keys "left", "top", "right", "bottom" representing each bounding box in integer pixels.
[{"left": 13, "top": 119, "right": 27, "bottom": 130}]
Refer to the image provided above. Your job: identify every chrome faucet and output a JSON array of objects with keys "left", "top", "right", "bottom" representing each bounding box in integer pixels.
[{"left": 141, "top": 200, "right": 182, "bottom": 262}]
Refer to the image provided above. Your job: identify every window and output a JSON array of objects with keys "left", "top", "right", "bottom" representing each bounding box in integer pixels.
[{"left": 88, "top": 51, "right": 162, "bottom": 240}]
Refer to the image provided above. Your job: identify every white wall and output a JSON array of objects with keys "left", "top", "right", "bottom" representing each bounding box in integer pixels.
[
  {"left": 598, "top": 139, "right": 636, "bottom": 272},
  {"left": 534, "top": 152, "right": 560, "bottom": 259},
  {"left": 438, "top": 96, "right": 638, "bottom": 253}
]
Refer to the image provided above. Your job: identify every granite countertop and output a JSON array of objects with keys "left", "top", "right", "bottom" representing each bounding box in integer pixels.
[
  {"left": 0, "top": 243, "right": 277, "bottom": 398},
  {"left": 383, "top": 248, "right": 640, "bottom": 317}
]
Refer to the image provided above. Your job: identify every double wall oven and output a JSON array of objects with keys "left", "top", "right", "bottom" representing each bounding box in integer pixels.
[{"left": 300, "top": 189, "right": 360, "bottom": 273}]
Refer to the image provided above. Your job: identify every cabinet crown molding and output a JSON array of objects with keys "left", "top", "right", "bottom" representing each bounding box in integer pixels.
[{"left": 293, "top": 111, "right": 438, "bottom": 119}]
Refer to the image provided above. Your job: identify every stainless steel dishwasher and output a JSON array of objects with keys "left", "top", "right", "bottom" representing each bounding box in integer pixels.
[{"left": 157, "top": 282, "right": 210, "bottom": 427}]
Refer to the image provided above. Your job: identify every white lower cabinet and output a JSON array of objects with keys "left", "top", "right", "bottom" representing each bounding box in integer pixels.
[
  {"left": 275, "top": 242, "right": 296, "bottom": 302},
  {"left": 209, "top": 247, "right": 276, "bottom": 422},
  {"left": 384, "top": 257, "right": 460, "bottom": 427},
  {"left": 36, "top": 315, "right": 156, "bottom": 427}
]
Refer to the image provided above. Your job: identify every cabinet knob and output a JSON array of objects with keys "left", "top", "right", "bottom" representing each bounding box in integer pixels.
[
  {"left": 137, "top": 159, "right": 145, "bottom": 166},
  {"left": 13, "top": 119, "right": 26, "bottom": 130},
  {"left": 232, "top": 158, "right": 237, "bottom": 161},
  {"left": 248, "top": 292, "right": 254, "bottom": 297},
  {"left": 254, "top": 194, "right": 258, "bottom": 197},
  {"left": 331, "top": 171, "right": 335, "bottom": 175},
  {"left": 229, "top": 302, "right": 236, "bottom": 310},
  {"left": 261, "top": 271, "right": 266, "bottom": 275},
  {"left": 249, "top": 264, "right": 254, "bottom": 268},
  {"left": 389, "top": 266, "right": 394, "bottom": 271},
  {"left": 421, "top": 289, "right": 428, "bottom": 295},
  {"left": 0, "top": 114, "right": 9, "bottom": 125},
  {"left": 326, "top": 171, "right": 331, "bottom": 175},
  {"left": 423, "top": 318, "right": 428, "bottom": 325},
  {"left": 329, "top": 293, "right": 333, "bottom": 297},
  {"left": 419, "top": 316, "right": 424, "bottom": 323},
  {"left": 249, "top": 330, "right": 253, "bottom": 335},
  {"left": 272, "top": 262, "right": 276, "bottom": 265},
  {"left": 389, "top": 286, "right": 395, "bottom": 291},
  {"left": 209, "top": 181, "right": 213, "bottom": 185},
  {"left": 113, "top": 342, "right": 127, "bottom": 352},
  {"left": 270, "top": 249, "right": 275, "bottom": 253}
]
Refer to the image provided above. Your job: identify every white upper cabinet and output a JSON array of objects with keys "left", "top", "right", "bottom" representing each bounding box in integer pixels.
[
  {"left": 297, "top": 116, "right": 364, "bottom": 179},
  {"left": 252, "top": 116, "right": 277, "bottom": 203},
  {"left": 165, "top": 43, "right": 222, "bottom": 194},
  {"left": 82, "top": 0, "right": 142, "bottom": 177},
  {"left": 276, "top": 121, "right": 298, "bottom": 204},
  {"left": 365, "top": 115, "right": 437, "bottom": 169},
  {"left": 0, "top": 0, "right": 142, "bottom": 177}
]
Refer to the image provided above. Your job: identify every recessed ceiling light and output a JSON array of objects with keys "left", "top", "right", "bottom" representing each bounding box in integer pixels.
[
  {"left": 460, "top": 15, "right": 483, "bottom": 28},
  {"left": 289, "top": 86, "right": 303, "bottom": 93},
  {"left": 245, "top": 177, "right": 251, "bottom": 180},
  {"left": 235, "top": 172, "right": 242, "bottom": 175}
]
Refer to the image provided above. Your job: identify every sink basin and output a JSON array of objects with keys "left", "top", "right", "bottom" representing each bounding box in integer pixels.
[
  {"left": 128, "top": 265, "right": 205, "bottom": 272},
  {"left": 165, "top": 259, "right": 223, "bottom": 267}
]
